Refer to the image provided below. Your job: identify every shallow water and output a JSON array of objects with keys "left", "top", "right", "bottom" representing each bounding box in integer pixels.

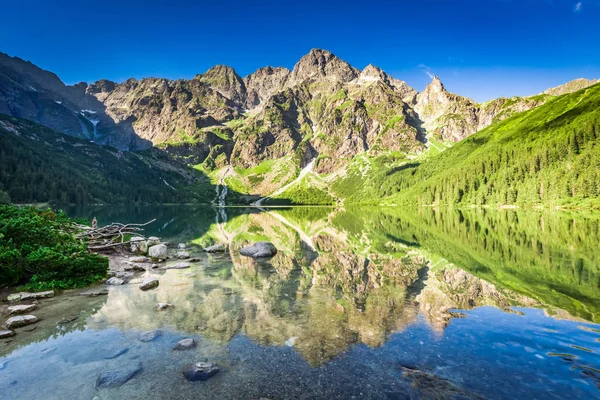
[{"left": 1, "top": 206, "right": 599, "bottom": 399}]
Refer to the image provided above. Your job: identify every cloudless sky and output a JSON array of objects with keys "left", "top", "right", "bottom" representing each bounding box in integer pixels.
[{"left": 1, "top": 0, "right": 599, "bottom": 102}]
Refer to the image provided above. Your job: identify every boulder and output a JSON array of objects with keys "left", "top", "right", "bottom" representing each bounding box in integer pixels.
[
  {"left": 182, "top": 362, "right": 219, "bottom": 381},
  {"left": 174, "top": 338, "right": 196, "bottom": 350},
  {"left": 8, "top": 304, "right": 36, "bottom": 315},
  {"left": 3, "top": 315, "right": 38, "bottom": 329},
  {"left": 189, "top": 257, "right": 201, "bottom": 262},
  {"left": 7, "top": 291, "right": 54, "bottom": 302},
  {"left": 106, "top": 277, "right": 125, "bottom": 285},
  {"left": 139, "top": 277, "right": 159, "bottom": 291},
  {"left": 148, "top": 244, "right": 167, "bottom": 259},
  {"left": 0, "top": 330, "right": 15, "bottom": 339},
  {"left": 159, "top": 262, "right": 190, "bottom": 270},
  {"left": 124, "top": 263, "right": 146, "bottom": 272},
  {"left": 175, "top": 251, "right": 190, "bottom": 259},
  {"left": 147, "top": 237, "right": 161, "bottom": 247},
  {"left": 130, "top": 237, "right": 148, "bottom": 254},
  {"left": 178, "top": 243, "right": 186, "bottom": 249},
  {"left": 204, "top": 244, "right": 226, "bottom": 253},
  {"left": 96, "top": 361, "right": 142, "bottom": 388},
  {"left": 240, "top": 242, "right": 278, "bottom": 258},
  {"left": 156, "top": 303, "right": 173, "bottom": 311}
]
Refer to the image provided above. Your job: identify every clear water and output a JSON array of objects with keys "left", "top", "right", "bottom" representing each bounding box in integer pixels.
[{"left": 1, "top": 206, "right": 599, "bottom": 399}]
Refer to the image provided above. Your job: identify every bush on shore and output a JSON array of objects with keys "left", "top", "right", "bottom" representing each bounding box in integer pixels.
[{"left": 0, "top": 205, "right": 108, "bottom": 290}]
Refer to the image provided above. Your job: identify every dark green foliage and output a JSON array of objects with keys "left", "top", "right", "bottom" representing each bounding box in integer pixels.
[
  {"left": 0, "top": 114, "right": 201, "bottom": 204},
  {"left": 0, "top": 205, "right": 108, "bottom": 289},
  {"left": 382, "top": 83, "right": 600, "bottom": 208}
]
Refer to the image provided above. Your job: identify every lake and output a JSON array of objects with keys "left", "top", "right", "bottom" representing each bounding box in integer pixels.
[{"left": 1, "top": 206, "right": 599, "bottom": 399}]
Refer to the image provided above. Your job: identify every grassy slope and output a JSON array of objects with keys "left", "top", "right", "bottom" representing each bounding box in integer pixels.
[
  {"left": 381, "top": 83, "right": 600, "bottom": 208},
  {"left": 0, "top": 113, "right": 212, "bottom": 204}
]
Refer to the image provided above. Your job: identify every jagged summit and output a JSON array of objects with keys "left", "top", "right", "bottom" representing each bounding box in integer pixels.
[
  {"left": 543, "top": 77, "right": 600, "bottom": 96},
  {"left": 286, "top": 48, "right": 359, "bottom": 87},
  {"left": 357, "top": 64, "right": 417, "bottom": 99},
  {"left": 197, "top": 64, "right": 246, "bottom": 105}
]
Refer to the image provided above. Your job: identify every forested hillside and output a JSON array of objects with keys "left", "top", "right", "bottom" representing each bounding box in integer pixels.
[
  {"left": 337, "top": 83, "right": 600, "bottom": 208},
  {"left": 0, "top": 114, "right": 211, "bottom": 204}
]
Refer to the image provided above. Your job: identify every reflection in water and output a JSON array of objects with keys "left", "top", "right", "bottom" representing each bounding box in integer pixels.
[{"left": 1, "top": 206, "right": 599, "bottom": 399}]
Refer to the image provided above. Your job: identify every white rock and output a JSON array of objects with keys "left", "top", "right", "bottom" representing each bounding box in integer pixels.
[
  {"left": 148, "top": 244, "right": 167, "bottom": 259},
  {"left": 130, "top": 237, "right": 148, "bottom": 254},
  {"left": 7, "top": 291, "right": 54, "bottom": 302},
  {"left": 175, "top": 251, "right": 190, "bottom": 259},
  {"left": 174, "top": 338, "right": 195, "bottom": 350},
  {"left": 157, "top": 303, "right": 173, "bottom": 311},
  {"left": 7, "top": 304, "right": 36, "bottom": 315},
  {"left": 147, "top": 237, "right": 161, "bottom": 247},
  {"left": 4, "top": 315, "right": 38, "bottom": 329},
  {"left": 129, "top": 256, "right": 149, "bottom": 263},
  {"left": 139, "top": 277, "right": 159, "bottom": 291},
  {"left": 0, "top": 329, "right": 15, "bottom": 338},
  {"left": 159, "top": 262, "right": 190, "bottom": 270},
  {"left": 106, "top": 277, "right": 125, "bottom": 285},
  {"left": 178, "top": 243, "right": 186, "bottom": 249}
]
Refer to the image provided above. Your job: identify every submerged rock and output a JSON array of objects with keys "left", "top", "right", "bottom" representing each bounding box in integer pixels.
[
  {"left": 129, "top": 256, "right": 150, "bottom": 263},
  {"left": 104, "top": 348, "right": 129, "bottom": 360},
  {"left": 157, "top": 303, "right": 173, "bottom": 311},
  {"left": 80, "top": 289, "right": 109, "bottom": 297},
  {"left": 7, "top": 291, "right": 54, "bottom": 302},
  {"left": 175, "top": 251, "right": 190, "bottom": 259},
  {"left": 139, "top": 330, "right": 161, "bottom": 342},
  {"left": 106, "top": 277, "right": 125, "bottom": 285},
  {"left": 96, "top": 361, "right": 142, "bottom": 388},
  {"left": 189, "top": 257, "right": 201, "bottom": 262},
  {"left": 3, "top": 315, "right": 38, "bottom": 329},
  {"left": 159, "top": 262, "right": 190, "bottom": 270},
  {"left": 182, "top": 362, "right": 219, "bottom": 381},
  {"left": 124, "top": 263, "right": 146, "bottom": 272},
  {"left": 0, "top": 329, "right": 15, "bottom": 339},
  {"left": 204, "top": 244, "right": 226, "bottom": 253},
  {"left": 149, "top": 244, "right": 167, "bottom": 259},
  {"left": 139, "top": 277, "right": 159, "bottom": 291},
  {"left": 174, "top": 338, "right": 196, "bottom": 350},
  {"left": 240, "top": 242, "right": 278, "bottom": 258},
  {"left": 7, "top": 304, "right": 36, "bottom": 315}
]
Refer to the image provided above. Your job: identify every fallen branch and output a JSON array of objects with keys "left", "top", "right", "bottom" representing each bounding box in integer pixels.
[{"left": 74, "top": 219, "right": 156, "bottom": 251}]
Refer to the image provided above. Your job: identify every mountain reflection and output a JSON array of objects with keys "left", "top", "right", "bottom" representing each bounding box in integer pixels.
[{"left": 81, "top": 206, "right": 599, "bottom": 366}]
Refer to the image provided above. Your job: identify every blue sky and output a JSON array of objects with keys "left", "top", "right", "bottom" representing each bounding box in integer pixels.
[{"left": 1, "top": 0, "right": 598, "bottom": 102}]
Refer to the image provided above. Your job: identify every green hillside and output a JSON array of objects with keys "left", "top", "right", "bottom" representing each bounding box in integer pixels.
[
  {"left": 0, "top": 114, "right": 213, "bottom": 204},
  {"left": 380, "top": 83, "right": 600, "bottom": 208}
]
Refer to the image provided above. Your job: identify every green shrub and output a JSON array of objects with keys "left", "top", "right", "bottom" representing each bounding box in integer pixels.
[{"left": 0, "top": 205, "right": 108, "bottom": 290}]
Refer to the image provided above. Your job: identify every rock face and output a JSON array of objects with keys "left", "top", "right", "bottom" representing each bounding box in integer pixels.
[
  {"left": 7, "top": 304, "right": 36, "bottom": 315},
  {"left": 182, "top": 362, "right": 219, "bottom": 381},
  {"left": 3, "top": 315, "right": 38, "bottom": 329},
  {"left": 240, "top": 242, "right": 278, "bottom": 258},
  {"left": 148, "top": 244, "right": 167, "bottom": 259},
  {"left": 244, "top": 66, "right": 290, "bottom": 108},
  {"left": 96, "top": 361, "right": 142, "bottom": 388},
  {"left": 139, "top": 277, "right": 159, "bottom": 291}
]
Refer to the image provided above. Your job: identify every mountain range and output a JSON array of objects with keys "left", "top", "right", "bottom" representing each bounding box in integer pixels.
[{"left": 0, "top": 49, "right": 599, "bottom": 207}]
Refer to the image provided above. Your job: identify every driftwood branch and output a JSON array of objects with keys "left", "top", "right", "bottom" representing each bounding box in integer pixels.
[{"left": 74, "top": 219, "right": 156, "bottom": 251}]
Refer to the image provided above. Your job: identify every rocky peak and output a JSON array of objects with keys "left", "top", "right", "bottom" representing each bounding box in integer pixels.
[
  {"left": 197, "top": 65, "right": 246, "bottom": 105},
  {"left": 543, "top": 77, "right": 599, "bottom": 96},
  {"left": 244, "top": 66, "right": 290, "bottom": 109},
  {"left": 286, "top": 48, "right": 359, "bottom": 87},
  {"left": 357, "top": 64, "right": 417, "bottom": 99}
]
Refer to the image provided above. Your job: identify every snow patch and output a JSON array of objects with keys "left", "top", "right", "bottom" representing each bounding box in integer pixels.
[{"left": 162, "top": 179, "right": 175, "bottom": 190}]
